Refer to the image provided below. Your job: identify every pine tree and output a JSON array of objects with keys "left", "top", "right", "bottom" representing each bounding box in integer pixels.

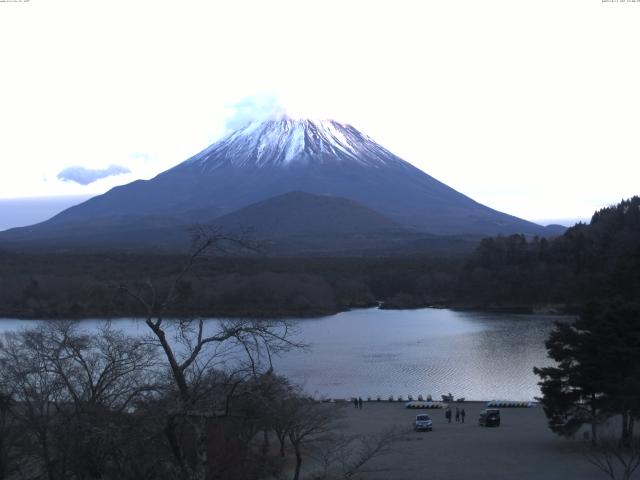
[{"left": 534, "top": 302, "right": 640, "bottom": 445}]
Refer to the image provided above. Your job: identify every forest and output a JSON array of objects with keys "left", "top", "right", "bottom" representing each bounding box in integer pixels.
[{"left": 0, "top": 197, "right": 639, "bottom": 319}]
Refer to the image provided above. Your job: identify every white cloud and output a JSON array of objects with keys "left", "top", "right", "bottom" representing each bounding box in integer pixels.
[
  {"left": 57, "top": 164, "right": 131, "bottom": 185},
  {"left": 223, "top": 93, "right": 283, "bottom": 133}
]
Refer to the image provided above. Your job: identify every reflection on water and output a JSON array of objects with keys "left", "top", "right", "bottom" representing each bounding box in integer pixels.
[
  {"left": 0, "top": 308, "right": 570, "bottom": 401},
  {"left": 272, "top": 308, "right": 570, "bottom": 401}
]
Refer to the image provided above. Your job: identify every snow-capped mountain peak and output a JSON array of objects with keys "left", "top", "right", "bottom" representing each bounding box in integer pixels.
[
  {"left": 182, "top": 117, "right": 406, "bottom": 170},
  {"left": 0, "top": 112, "right": 556, "bottom": 247}
]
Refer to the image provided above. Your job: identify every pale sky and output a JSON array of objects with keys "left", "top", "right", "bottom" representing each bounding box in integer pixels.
[{"left": 1, "top": 0, "right": 639, "bottom": 228}]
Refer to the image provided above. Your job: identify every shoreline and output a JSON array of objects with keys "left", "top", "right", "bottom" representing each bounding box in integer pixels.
[
  {"left": 322, "top": 399, "right": 539, "bottom": 405},
  {"left": 0, "top": 302, "right": 579, "bottom": 321}
]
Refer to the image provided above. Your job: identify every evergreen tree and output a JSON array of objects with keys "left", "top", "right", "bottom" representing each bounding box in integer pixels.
[{"left": 534, "top": 303, "right": 640, "bottom": 445}]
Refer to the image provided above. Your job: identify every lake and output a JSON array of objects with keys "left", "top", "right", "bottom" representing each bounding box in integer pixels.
[{"left": 0, "top": 308, "right": 569, "bottom": 401}]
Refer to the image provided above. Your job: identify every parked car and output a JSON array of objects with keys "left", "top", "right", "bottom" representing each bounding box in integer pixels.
[
  {"left": 478, "top": 408, "right": 501, "bottom": 427},
  {"left": 414, "top": 414, "right": 433, "bottom": 431}
]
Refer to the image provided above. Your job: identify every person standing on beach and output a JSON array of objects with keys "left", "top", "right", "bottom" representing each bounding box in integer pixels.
[
  {"left": 353, "top": 397, "right": 358, "bottom": 408},
  {"left": 455, "top": 407, "right": 460, "bottom": 422},
  {"left": 445, "top": 407, "right": 451, "bottom": 423},
  {"left": 461, "top": 408, "right": 466, "bottom": 423},
  {"left": 358, "top": 397, "right": 363, "bottom": 409}
]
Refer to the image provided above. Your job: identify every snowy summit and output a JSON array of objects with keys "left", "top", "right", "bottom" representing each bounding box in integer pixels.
[{"left": 184, "top": 117, "right": 407, "bottom": 170}]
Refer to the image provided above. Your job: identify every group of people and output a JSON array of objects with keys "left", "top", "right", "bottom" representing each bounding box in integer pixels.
[
  {"left": 350, "top": 396, "right": 468, "bottom": 422},
  {"left": 445, "top": 406, "right": 466, "bottom": 423}
]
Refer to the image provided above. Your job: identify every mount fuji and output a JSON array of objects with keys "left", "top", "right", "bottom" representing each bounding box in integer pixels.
[{"left": 0, "top": 116, "right": 563, "bottom": 252}]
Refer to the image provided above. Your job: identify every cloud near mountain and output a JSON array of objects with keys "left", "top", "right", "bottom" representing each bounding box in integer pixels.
[
  {"left": 57, "top": 164, "right": 131, "bottom": 185},
  {"left": 223, "top": 93, "right": 283, "bottom": 133}
]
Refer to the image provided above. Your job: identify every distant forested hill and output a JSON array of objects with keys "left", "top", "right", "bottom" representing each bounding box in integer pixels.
[{"left": 449, "top": 196, "right": 640, "bottom": 309}]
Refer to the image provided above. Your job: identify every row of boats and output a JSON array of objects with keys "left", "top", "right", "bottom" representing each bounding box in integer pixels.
[{"left": 406, "top": 399, "right": 535, "bottom": 409}]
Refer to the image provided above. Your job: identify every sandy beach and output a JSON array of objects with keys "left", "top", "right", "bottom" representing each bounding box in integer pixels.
[{"left": 335, "top": 402, "right": 605, "bottom": 480}]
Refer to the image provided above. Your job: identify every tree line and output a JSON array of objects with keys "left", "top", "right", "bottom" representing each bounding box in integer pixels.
[
  {"left": 3, "top": 197, "right": 640, "bottom": 317},
  {"left": 0, "top": 252, "right": 459, "bottom": 319},
  {"left": 450, "top": 196, "right": 640, "bottom": 309}
]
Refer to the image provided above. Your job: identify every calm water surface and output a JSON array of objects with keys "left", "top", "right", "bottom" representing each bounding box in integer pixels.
[{"left": 0, "top": 308, "right": 570, "bottom": 401}]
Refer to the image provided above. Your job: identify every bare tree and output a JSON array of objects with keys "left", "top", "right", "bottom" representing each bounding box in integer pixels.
[
  {"left": 116, "top": 229, "right": 302, "bottom": 480},
  {"left": 340, "top": 427, "right": 405, "bottom": 479},
  {"left": 33, "top": 321, "right": 158, "bottom": 412},
  {"left": 263, "top": 377, "right": 300, "bottom": 458},
  {"left": 1, "top": 328, "right": 69, "bottom": 480},
  {"left": 310, "top": 427, "right": 406, "bottom": 480},
  {"left": 0, "top": 321, "right": 160, "bottom": 480},
  {"left": 286, "top": 401, "right": 342, "bottom": 480},
  {"left": 585, "top": 434, "right": 640, "bottom": 480},
  {"left": 0, "top": 390, "right": 23, "bottom": 480}
]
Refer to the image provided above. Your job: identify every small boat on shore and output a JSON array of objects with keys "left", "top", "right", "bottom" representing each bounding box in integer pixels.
[
  {"left": 406, "top": 401, "right": 446, "bottom": 409},
  {"left": 487, "top": 400, "right": 534, "bottom": 408}
]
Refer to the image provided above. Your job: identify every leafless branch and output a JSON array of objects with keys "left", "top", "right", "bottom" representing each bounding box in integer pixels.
[{"left": 585, "top": 433, "right": 640, "bottom": 480}]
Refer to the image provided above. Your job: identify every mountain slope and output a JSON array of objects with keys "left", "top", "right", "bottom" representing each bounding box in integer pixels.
[
  {"left": 0, "top": 214, "right": 191, "bottom": 252},
  {"left": 0, "top": 116, "right": 558, "bottom": 251},
  {"left": 210, "top": 191, "right": 429, "bottom": 254},
  {"left": 214, "top": 191, "right": 402, "bottom": 238}
]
